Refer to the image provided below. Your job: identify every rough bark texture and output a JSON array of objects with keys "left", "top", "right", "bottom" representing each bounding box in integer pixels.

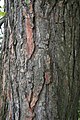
[
  {"left": 2, "top": 0, "right": 80, "bottom": 120},
  {"left": 0, "top": 44, "right": 3, "bottom": 120}
]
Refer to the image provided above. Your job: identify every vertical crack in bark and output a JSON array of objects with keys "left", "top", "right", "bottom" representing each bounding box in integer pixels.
[
  {"left": 70, "top": 3, "right": 77, "bottom": 119},
  {"left": 32, "top": 0, "right": 36, "bottom": 49},
  {"left": 16, "top": 80, "right": 21, "bottom": 120},
  {"left": 63, "top": 1, "right": 66, "bottom": 49},
  {"left": 9, "top": 58, "right": 15, "bottom": 120},
  {"left": 45, "top": 85, "right": 49, "bottom": 120}
]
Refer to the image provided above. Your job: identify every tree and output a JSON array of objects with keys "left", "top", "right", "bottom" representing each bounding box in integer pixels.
[{"left": 2, "top": 0, "right": 80, "bottom": 120}]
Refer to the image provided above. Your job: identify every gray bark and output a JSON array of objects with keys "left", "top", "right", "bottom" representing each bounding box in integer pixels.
[
  {"left": 2, "top": 0, "right": 80, "bottom": 120},
  {"left": 0, "top": 17, "right": 5, "bottom": 28}
]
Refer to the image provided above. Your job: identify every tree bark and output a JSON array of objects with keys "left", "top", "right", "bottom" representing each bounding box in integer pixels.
[{"left": 2, "top": 0, "right": 80, "bottom": 120}]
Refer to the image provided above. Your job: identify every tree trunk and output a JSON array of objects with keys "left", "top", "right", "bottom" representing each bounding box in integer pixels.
[{"left": 2, "top": 0, "right": 80, "bottom": 120}]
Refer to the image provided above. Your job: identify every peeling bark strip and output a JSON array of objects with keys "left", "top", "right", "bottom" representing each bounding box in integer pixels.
[
  {"left": 2, "top": 0, "right": 80, "bottom": 120},
  {"left": 30, "top": 81, "right": 45, "bottom": 109},
  {"left": 25, "top": 15, "right": 34, "bottom": 59},
  {"left": 23, "top": 2, "right": 34, "bottom": 59},
  {"left": 45, "top": 71, "right": 51, "bottom": 84}
]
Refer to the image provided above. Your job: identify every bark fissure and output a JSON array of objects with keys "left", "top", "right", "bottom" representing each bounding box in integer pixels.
[{"left": 2, "top": 0, "right": 80, "bottom": 120}]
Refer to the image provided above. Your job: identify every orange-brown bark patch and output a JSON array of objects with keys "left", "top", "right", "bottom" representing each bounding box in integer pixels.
[
  {"left": 45, "top": 71, "right": 51, "bottom": 84},
  {"left": 25, "top": 15, "right": 34, "bottom": 59}
]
